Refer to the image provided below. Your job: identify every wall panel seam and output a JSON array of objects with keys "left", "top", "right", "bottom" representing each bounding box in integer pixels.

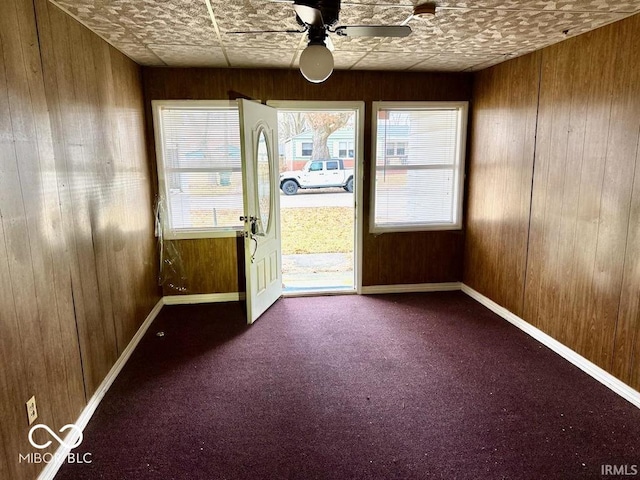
[{"left": 521, "top": 52, "right": 543, "bottom": 319}]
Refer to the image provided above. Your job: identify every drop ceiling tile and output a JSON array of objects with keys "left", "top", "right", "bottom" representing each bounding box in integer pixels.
[
  {"left": 148, "top": 45, "right": 228, "bottom": 67},
  {"left": 435, "top": 1, "right": 640, "bottom": 13},
  {"left": 409, "top": 53, "right": 503, "bottom": 71},
  {"left": 222, "top": 31, "right": 306, "bottom": 51},
  {"left": 462, "top": 56, "right": 515, "bottom": 71},
  {"left": 420, "top": 7, "right": 510, "bottom": 36},
  {"left": 541, "top": 10, "right": 629, "bottom": 37},
  {"left": 337, "top": 3, "right": 412, "bottom": 24},
  {"left": 226, "top": 48, "right": 296, "bottom": 68},
  {"left": 212, "top": 0, "right": 300, "bottom": 34},
  {"left": 374, "top": 8, "right": 512, "bottom": 54},
  {"left": 332, "top": 51, "right": 369, "bottom": 69},
  {"left": 117, "top": 42, "right": 166, "bottom": 66},
  {"left": 51, "top": 0, "right": 139, "bottom": 44},
  {"left": 351, "top": 52, "right": 424, "bottom": 70},
  {"left": 330, "top": 34, "right": 381, "bottom": 53},
  {"left": 451, "top": 10, "right": 626, "bottom": 54},
  {"left": 52, "top": 0, "right": 219, "bottom": 46}
]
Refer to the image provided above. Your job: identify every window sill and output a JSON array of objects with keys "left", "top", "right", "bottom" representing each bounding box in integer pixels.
[
  {"left": 163, "top": 229, "right": 242, "bottom": 241},
  {"left": 370, "top": 224, "right": 462, "bottom": 234}
]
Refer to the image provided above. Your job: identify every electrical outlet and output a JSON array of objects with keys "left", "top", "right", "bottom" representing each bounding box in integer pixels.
[{"left": 26, "top": 396, "right": 38, "bottom": 425}]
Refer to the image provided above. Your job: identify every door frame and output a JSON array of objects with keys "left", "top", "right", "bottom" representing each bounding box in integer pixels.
[{"left": 267, "top": 101, "right": 365, "bottom": 294}]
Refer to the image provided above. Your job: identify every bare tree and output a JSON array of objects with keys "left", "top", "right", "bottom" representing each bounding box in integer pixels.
[
  {"left": 306, "top": 112, "right": 352, "bottom": 160},
  {"left": 278, "top": 112, "right": 309, "bottom": 143}
]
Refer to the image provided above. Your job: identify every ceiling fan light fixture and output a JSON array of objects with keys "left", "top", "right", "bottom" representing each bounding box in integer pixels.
[
  {"left": 412, "top": 2, "right": 436, "bottom": 19},
  {"left": 299, "top": 43, "right": 334, "bottom": 83}
]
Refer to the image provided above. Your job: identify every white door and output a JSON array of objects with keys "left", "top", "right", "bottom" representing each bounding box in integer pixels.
[{"left": 239, "top": 99, "right": 282, "bottom": 324}]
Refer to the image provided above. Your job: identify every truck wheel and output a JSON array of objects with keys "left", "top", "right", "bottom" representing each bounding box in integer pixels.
[
  {"left": 282, "top": 180, "right": 298, "bottom": 195},
  {"left": 345, "top": 178, "right": 354, "bottom": 193}
]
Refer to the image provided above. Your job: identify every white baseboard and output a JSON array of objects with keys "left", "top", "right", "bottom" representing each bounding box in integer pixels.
[
  {"left": 361, "top": 282, "right": 462, "bottom": 295},
  {"left": 461, "top": 284, "right": 640, "bottom": 410},
  {"left": 163, "top": 292, "right": 244, "bottom": 305},
  {"left": 37, "top": 298, "right": 165, "bottom": 480}
]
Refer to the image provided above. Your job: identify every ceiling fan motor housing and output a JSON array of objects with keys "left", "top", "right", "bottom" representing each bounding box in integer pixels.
[
  {"left": 295, "top": 0, "right": 341, "bottom": 27},
  {"left": 307, "top": 25, "right": 328, "bottom": 45}
]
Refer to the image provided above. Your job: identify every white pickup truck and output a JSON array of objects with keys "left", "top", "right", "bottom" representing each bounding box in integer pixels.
[{"left": 279, "top": 159, "right": 354, "bottom": 195}]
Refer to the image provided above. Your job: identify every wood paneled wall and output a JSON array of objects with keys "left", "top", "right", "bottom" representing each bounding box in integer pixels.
[
  {"left": 465, "top": 14, "right": 640, "bottom": 391},
  {"left": 0, "top": 1, "right": 159, "bottom": 478},
  {"left": 161, "top": 238, "right": 244, "bottom": 295},
  {"left": 142, "top": 69, "right": 471, "bottom": 294},
  {"left": 464, "top": 53, "right": 541, "bottom": 317}
]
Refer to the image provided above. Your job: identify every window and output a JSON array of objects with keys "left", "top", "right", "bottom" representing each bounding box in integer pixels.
[
  {"left": 301, "top": 142, "right": 313, "bottom": 156},
  {"left": 153, "top": 100, "right": 243, "bottom": 239},
  {"left": 339, "top": 141, "right": 354, "bottom": 158},
  {"left": 309, "top": 161, "right": 323, "bottom": 172},
  {"left": 326, "top": 161, "right": 339, "bottom": 170},
  {"left": 384, "top": 142, "right": 407, "bottom": 157},
  {"left": 371, "top": 102, "right": 468, "bottom": 232}
]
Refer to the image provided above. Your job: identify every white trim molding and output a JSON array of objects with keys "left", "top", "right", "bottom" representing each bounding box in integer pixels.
[
  {"left": 361, "top": 282, "right": 462, "bottom": 295},
  {"left": 37, "top": 298, "right": 165, "bottom": 480},
  {"left": 461, "top": 284, "right": 640, "bottom": 410},
  {"left": 163, "top": 292, "right": 244, "bottom": 305},
  {"left": 283, "top": 289, "right": 357, "bottom": 298}
]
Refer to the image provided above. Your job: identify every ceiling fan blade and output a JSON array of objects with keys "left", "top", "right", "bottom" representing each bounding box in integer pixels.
[
  {"left": 226, "top": 29, "right": 306, "bottom": 34},
  {"left": 325, "top": 34, "right": 335, "bottom": 52},
  {"left": 293, "top": 4, "right": 324, "bottom": 26},
  {"left": 334, "top": 25, "right": 412, "bottom": 38}
]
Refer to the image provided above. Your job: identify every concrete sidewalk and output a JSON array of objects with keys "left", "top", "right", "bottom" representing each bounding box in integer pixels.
[{"left": 282, "top": 253, "right": 354, "bottom": 291}]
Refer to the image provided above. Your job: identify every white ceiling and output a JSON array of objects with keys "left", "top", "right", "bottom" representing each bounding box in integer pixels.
[{"left": 50, "top": 0, "right": 640, "bottom": 72}]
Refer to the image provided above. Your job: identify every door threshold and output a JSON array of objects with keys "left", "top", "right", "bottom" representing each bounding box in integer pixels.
[{"left": 282, "top": 287, "right": 356, "bottom": 298}]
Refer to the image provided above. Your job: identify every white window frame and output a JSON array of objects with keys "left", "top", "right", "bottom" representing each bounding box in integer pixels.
[
  {"left": 370, "top": 101, "right": 468, "bottom": 234},
  {"left": 301, "top": 142, "right": 313, "bottom": 157},
  {"left": 152, "top": 100, "right": 242, "bottom": 240},
  {"left": 338, "top": 141, "right": 354, "bottom": 158}
]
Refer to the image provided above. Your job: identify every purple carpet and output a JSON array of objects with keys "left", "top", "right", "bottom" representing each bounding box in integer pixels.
[{"left": 56, "top": 292, "right": 640, "bottom": 479}]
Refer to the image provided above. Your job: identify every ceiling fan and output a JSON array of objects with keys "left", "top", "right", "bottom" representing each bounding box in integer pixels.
[{"left": 228, "top": 0, "right": 412, "bottom": 83}]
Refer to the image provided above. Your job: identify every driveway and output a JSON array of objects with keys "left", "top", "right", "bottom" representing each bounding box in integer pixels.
[{"left": 280, "top": 189, "right": 354, "bottom": 208}]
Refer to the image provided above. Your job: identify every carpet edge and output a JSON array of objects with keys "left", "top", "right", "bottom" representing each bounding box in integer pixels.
[
  {"left": 36, "top": 298, "right": 165, "bottom": 480},
  {"left": 461, "top": 284, "right": 640, "bottom": 410},
  {"left": 361, "top": 282, "right": 462, "bottom": 294}
]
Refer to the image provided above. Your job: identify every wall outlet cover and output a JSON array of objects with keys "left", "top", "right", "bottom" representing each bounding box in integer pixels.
[{"left": 26, "top": 396, "right": 38, "bottom": 425}]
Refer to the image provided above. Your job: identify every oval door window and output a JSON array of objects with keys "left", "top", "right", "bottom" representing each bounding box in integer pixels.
[{"left": 256, "top": 128, "right": 271, "bottom": 235}]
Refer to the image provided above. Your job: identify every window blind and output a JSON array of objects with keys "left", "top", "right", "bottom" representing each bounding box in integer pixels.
[
  {"left": 157, "top": 106, "right": 243, "bottom": 237},
  {"left": 372, "top": 105, "right": 465, "bottom": 231}
]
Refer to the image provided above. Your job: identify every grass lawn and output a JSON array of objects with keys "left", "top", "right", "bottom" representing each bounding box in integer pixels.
[{"left": 281, "top": 207, "right": 353, "bottom": 254}]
